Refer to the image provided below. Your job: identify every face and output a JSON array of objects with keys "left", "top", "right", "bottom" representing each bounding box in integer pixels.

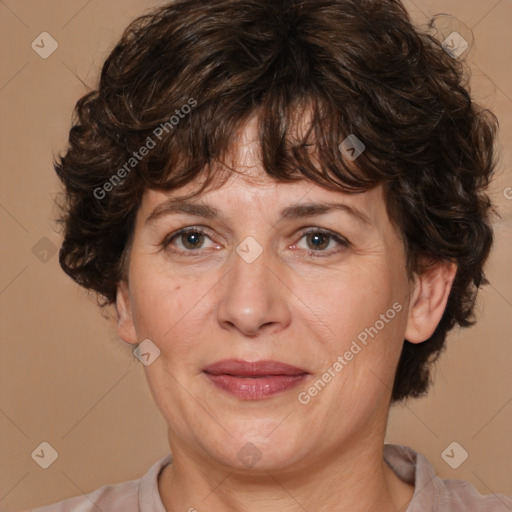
[{"left": 116, "top": 116, "right": 452, "bottom": 473}]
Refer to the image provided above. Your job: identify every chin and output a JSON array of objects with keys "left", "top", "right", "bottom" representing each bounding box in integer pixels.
[{"left": 203, "top": 428, "right": 310, "bottom": 473}]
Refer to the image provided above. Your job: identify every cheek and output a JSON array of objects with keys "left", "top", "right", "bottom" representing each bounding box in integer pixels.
[
  {"left": 303, "top": 262, "right": 408, "bottom": 386},
  {"left": 129, "top": 263, "right": 217, "bottom": 351},
  {"left": 309, "top": 265, "right": 395, "bottom": 332},
  {"left": 128, "top": 263, "right": 183, "bottom": 336}
]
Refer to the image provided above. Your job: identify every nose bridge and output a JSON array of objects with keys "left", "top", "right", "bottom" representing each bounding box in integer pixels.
[{"left": 216, "top": 236, "right": 290, "bottom": 336}]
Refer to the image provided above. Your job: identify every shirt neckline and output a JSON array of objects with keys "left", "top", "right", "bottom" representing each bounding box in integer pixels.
[
  {"left": 139, "top": 453, "right": 173, "bottom": 511},
  {"left": 383, "top": 444, "right": 436, "bottom": 511}
]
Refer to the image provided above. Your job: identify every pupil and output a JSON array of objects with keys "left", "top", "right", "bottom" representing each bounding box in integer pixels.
[
  {"left": 309, "top": 233, "right": 328, "bottom": 250},
  {"left": 184, "top": 232, "right": 202, "bottom": 249}
]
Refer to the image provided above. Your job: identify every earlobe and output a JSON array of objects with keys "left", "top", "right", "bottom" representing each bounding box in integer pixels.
[
  {"left": 404, "top": 260, "right": 457, "bottom": 344},
  {"left": 116, "top": 280, "right": 138, "bottom": 345}
]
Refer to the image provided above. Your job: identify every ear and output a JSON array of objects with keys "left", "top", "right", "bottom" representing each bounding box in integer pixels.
[
  {"left": 116, "top": 279, "right": 138, "bottom": 345},
  {"left": 404, "top": 259, "right": 457, "bottom": 343}
]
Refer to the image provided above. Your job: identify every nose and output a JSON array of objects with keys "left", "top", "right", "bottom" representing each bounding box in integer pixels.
[{"left": 216, "top": 243, "right": 292, "bottom": 337}]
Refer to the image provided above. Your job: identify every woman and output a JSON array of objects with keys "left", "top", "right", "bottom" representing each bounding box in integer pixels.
[{"left": 33, "top": 0, "right": 510, "bottom": 510}]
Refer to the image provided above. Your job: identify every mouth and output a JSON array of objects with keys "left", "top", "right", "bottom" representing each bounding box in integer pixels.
[{"left": 202, "top": 359, "right": 309, "bottom": 400}]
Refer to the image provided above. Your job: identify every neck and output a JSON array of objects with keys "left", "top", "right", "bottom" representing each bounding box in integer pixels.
[{"left": 158, "top": 430, "right": 414, "bottom": 512}]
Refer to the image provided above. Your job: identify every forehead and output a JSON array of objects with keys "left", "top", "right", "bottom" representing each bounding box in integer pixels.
[{"left": 138, "top": 114, "right": 390, "bottom": 226}]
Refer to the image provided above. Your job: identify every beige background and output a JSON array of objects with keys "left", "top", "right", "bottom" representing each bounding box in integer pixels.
[{"left": 0, "top": 0, "right": 511, "bottom": 510}]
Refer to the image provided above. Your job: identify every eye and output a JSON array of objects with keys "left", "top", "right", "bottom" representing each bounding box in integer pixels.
[
  {"left": 161, "top": 226, "right": 350, "bottom": 257},
  {"left": 293, "top": 228, "right": 350, "bottom": 256},
  {"left": 162, "top": 227, "right": 216, "bottom": 253}
]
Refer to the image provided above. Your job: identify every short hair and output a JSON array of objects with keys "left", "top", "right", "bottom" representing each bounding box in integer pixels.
[{"left": 54, "top": 0, "right": 498, "bottom": 401}]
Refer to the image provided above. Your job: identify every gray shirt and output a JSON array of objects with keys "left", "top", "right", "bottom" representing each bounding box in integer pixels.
[{"left": 29, "top": 444, "right": 512, "bottom": 511}]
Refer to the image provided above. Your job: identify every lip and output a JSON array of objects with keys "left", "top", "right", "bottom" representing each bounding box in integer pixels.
[{"left": 203, "top": 359, "right": 309, "bottom": 400}]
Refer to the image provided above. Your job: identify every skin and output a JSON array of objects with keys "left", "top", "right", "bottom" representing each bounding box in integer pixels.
[{"left": 116, "top": 115, "right": 457, "bottom": 511}]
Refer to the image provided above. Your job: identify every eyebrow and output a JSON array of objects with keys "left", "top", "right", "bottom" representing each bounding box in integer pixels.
[{"left": 145, "top": 199, "right": 372, "bottom": 226}]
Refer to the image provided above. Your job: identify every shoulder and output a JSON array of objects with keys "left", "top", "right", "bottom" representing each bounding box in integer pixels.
[
  {"left": 29, "top": 479, "right": 139, "bottom": 512},
  {"left": 384, "top": 444, "right": 512, "bottom": 512},
  {"left": 29, "top": 453, "right": 173, "bottom": 512},
  {"left": 434, "top": 476, "right": 512, "bottom": 511}
]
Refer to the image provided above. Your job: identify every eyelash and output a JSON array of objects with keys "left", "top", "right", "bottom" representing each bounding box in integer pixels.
[{"left": 161, "top": 226, "right": 350, "bottom": 258}]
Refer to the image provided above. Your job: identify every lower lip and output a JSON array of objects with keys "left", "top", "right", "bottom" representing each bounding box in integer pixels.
[{"left": 204, "top": 373, "right": 308, "bottom": 399}]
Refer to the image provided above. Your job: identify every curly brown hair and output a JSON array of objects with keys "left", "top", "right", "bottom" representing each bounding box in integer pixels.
[{"left": 54, "top": 0, "right": 498, "bottom": 401}]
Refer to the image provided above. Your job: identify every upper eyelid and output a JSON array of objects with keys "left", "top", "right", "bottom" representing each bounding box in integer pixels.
[{"left": 162, "top": 226, "right": 218, "bottom": 250}]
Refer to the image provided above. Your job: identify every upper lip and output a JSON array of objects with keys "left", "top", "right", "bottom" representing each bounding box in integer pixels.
[{"left": 203, "top": 359, "right": 308, "bottom": 377}]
